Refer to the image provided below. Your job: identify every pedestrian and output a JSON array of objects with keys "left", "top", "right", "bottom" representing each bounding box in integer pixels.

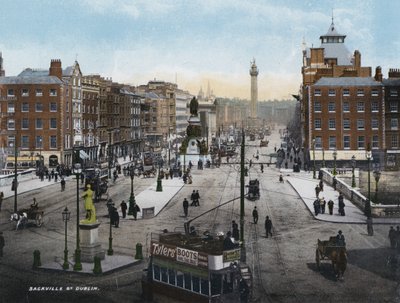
[
  {"left": 336, "top": 230, "right": 346, "bottom": 246},
  {"left": 60, "top": 178, "right": 66, "bottom": 191},
  {"left": 319, "top": 180, "right": 324, "bottom": 192},
  {"left": 190, "top": 190, "right": 196, "bottom": 206},
  {"left": 389, "top": 226, "right": 396, "bottom": 249},
  {"left": 195, "top": 190, "right": 200, "bottom": 206},
  {"left": 332, "top": 176, "right": 337, "bottom": 191},
  {"left": 313, "top": 199, "right": 320, "bottom": 216},
  {"left": 120, "top": 200, "right": 127, "bottom": 218},
  {"left": 318, "top": 170, "right": 323, "bottom": 180},
  {"left": 54, "top": 172, "right": 58, "bottom": 182},
  {"left": 183, "top": 198, "right": 189, "bottom": 217},
  {"left": 110, "top": 205, "right": 119, "bottom": 227},
  {"left": 328, "top": 199, "right": 334, "bottom": 215},
  {"left": 315, "top": 184, "right": 321, "bottom": 198},
  {"left": 367, "top": 217, "right": 374, "bottom": 236},
  {"left": 396, "top": 226, "right": 400, "bottom": 252},
  {"left": 132, "top": 202, "right": 140, "bottom": 220},
  {"left": 279, "top": 174, "right": 284, "bottom": 183},
  {"left": 260, "top": 163, "right": 264, "bottom": 173},
  {"left": 0, "top": 191, "right": 3, "bottom": 212},
  {"left": 232, "top": 220, "right": 239, "bottom": 241},
  {"left": 0, "top": 232, "right": 4, "bottom": 257},
  {"left": 320, "top": 197, "right": 326, "bottom": 214},
  {"left": 338, "top": 193, "right": 345, "bottom": 216},
  {"left": 252, "top": 206, "right": 258, "bottom": 224},
  {"left": 265, "top": 216, "right": 273, "bottom": 238}
]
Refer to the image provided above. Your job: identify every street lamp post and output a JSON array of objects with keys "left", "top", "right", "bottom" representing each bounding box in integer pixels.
[
  {"left": 62, "top": 207, "right": 71, "bottom": 270},
  {"left": 128, "top": 165, "right": 136, "bottom": 216},
  {"left": 365, "top": 148, "right": 372, "bottom": 218},
  {"left": 351, "top": 155, "right": 356, "bottom": 188},
  {"left": 312, "top": 139, "right": 316, "bottom": 179},
  {"left": 373, "top": 169, "right": 381, "bottom": 204},
  {"left": 107, "top": 213, "right": 114, "bottom": 256},
  {"left": 156, "top": 158, "right": 163, "bottom": 192},
  {"left": 333, "top": 149, "right": 337, "bottom": 176},
  {"left": 73, "top": 162, "right": 82, "bottom": 271}
]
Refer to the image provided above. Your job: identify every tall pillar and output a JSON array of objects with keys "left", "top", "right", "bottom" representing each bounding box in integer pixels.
[{"left": 249, "top": 59, "right": 259, "bottom": 122}]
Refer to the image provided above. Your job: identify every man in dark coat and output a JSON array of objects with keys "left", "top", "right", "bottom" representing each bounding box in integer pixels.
[
  {"left": 313, "top": 199, "right": 320, "bottom": 216},
  {"left": 265, "top": 216, "right": 273, "bottom": 238},
  {"left": 338, "top": 193, "right": 345, "bottom": 216},
  {"left": 194, "top": 190, "right": 200, "bottom": 206},
  {"left": 120, "top": 200, "right": 127, "bottom": 218},
  {"left": 252, "top": 207, "right": 258, "bottom": 224},
  {"left": 183, "top": 198, "right": 189, "bottom": 217},
  {"left": 332, "top": 177, "right": 337, "bottom": 190},
  {"left": 315, "top": 185, "right": 321, "bottom": 198},
  {"left": 60, "top": 178, "right": 66, "bottom": 191},
  {"left": 328, "top": 199, "right": 334, "bottom": 215}
]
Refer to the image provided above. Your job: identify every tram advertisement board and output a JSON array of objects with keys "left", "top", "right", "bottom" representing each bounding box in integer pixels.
[
  {"left": 151, "top": 241, "right": 208, "bottom": 268},
  {"left": 223, "top": 248, "right": 241, "bottom": 262}
]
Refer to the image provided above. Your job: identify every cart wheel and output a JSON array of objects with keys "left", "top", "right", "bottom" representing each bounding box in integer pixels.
[
  {"left": 316, "top": 249, "right": 320, "bottom": 270},
  {"left": 36, "top": 213, "right": 43, "bottom": 227}
]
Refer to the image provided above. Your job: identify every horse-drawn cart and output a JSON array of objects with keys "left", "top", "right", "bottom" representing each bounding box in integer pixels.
[
  {"left": 11, "top": 207, "right": 44, "bottom": 229},
  {"left": 246, "top": 179, "right": 260, "bottom": 201},
  {"left": 316, "top": 237, "right": 347, "bottom": 278}
]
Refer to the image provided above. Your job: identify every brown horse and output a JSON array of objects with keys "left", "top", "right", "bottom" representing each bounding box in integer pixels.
[{"left": 331, "top": 248, "right": 347, "bottom": 280}]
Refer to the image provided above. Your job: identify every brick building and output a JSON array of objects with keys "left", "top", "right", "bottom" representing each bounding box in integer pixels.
[{"left": 0, "top": 60, "right": 64, "bottom": 169}]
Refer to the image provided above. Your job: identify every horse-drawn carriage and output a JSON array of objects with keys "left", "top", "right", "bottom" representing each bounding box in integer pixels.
[
  {"left": 246, "top": 179, "right": 260, "bottom": 201},
  {"left": 316, "top": 237, "right": 347, "bottom": 279},
  {"left": 11, "top": 206, "right": 44, "bottom": 229},
  {"left": 260, "top": 140, "right": 269, "bottom": 147},
  {"left": 142, "top": 166, "right": 157, "bottom": 178}
]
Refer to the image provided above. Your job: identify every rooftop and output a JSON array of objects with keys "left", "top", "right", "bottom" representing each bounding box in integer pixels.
[{"left": 314, "top": 77, "right": 382, "bottom": 87}]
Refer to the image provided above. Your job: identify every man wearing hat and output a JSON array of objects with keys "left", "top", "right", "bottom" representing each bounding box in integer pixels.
[{"left": 336, "top": 230, "right": 345, "bottom": 246}]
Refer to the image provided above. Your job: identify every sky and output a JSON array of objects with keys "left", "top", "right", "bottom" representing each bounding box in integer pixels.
[{"left": 0, "top": 0, "right": 399, "bottom": 100}]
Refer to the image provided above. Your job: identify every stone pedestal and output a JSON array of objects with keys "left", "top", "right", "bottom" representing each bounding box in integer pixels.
[{"left": 79, "top": 222, "right": 105, "bottom": 263}]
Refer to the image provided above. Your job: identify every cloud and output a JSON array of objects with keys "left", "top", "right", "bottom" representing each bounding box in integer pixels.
[{"left": 80, "top": 0, "right": 175, "bottom": 18}]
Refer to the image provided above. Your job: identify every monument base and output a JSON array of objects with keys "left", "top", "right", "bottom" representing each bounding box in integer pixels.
[{"left": 79, "top": 222, "right": 105, "bottom": 263}]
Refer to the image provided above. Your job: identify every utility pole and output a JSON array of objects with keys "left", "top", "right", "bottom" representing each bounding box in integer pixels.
[{"left": 240, "top": 129, "right": 246, "bottom": 262}]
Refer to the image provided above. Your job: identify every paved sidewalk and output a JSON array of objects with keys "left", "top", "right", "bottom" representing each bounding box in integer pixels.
[{"left": 284, "top": 169, "right": 400, "bottom": 224}]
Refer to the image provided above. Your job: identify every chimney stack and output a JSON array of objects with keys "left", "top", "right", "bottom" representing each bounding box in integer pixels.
[
  {"left": 374, "top": 66, "right": 382, "bottom": 82},
  {"left": 49, "top": 59, "right": 62, "bottom": 79}
]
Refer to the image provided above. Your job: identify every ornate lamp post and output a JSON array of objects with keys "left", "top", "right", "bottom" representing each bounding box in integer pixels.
[
  {"left": 373, "top": 169, "right": 381, "bottom": 204},
  {"left": 62, "top": 207, "right": 71, "bottom": 270},
  {"left": 332, "top": 149, "right": 337, "bottom": 176},
  {"left": 156, "top": 158, "right": 163, "bottom": 192},
  {"left": 312, "top": 139, "right": 316, "bottom": 179},
  {"left": 128, "top": 165, "right": 136, "bottom": 216},
  {"left": 351, "top": 155, "right": 356, "bottom": 188},
  {"left": 73, "top": 162, "right": 82, "bottom": 271},
  {"left": 365, "top": 148, "right": 372, "bottom": 218},
  {"left": 107, "top": 212, "right": 114, "bottom": 256}
]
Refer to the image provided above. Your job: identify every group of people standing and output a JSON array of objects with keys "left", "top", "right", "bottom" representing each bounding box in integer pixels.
[
  {"left": 251, "top": 206, "right": 273, "bottom": 238},
  {"left": 182, "top": 190, "right": 201, "bottom": 217}
]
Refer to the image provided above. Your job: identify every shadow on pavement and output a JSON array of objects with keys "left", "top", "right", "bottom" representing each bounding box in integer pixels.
[{"left": 306, "top": 262, "right": 338, "bottom": 282}]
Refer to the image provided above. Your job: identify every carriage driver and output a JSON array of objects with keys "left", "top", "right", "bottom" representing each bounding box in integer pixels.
[
  {"left": 336, "top": 230, "right": 346, "bottom": 246},
  {"left": 30, "top": 198, "right": 38, "bottom": 209}
]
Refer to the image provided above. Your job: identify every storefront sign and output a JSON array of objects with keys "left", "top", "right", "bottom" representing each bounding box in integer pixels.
[
  {"left": 176, "top": 247, "right": 198, "bottom": 266},
  {"left": 151, "top": 242, "right": 176, "bottom": 259},
  {"left": 223, "top": 249, "right": 241, "bottom": 262}
]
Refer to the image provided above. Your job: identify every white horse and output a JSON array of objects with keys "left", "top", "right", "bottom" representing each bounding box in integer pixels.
[{"left": 10, "top": 212, "right": 28, "bottom": 230}]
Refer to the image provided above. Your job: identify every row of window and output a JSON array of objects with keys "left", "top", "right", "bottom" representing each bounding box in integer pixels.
[
  {"left": 8, "top": 135, "right": 57, "bottom": 149},
  {"left": 314, "top": 88, "right": 383, "bottom": 97},
  {"left": 314, "top": 118, "right": 398, "bottom": 130},
  {"left": 7, "top": 118, "right": 58, "bottom": 130},
  {"left": 4, "top": 102, "right": 58, "bottom": 113},
  {"left": 313, "top": 101, "right": 393, "bottom": 112},
  {"left": 153, "top": 264, "right": 209, "bottom": 296},
  {"left": 313, "top": 135, "right": 398, "bottom": 149},
  {"left": 7, "top": 88, "right": 58, "bottom": 97}
]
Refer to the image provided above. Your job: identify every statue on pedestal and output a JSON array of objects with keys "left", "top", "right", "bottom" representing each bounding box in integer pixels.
[
  {"left": 189, "top": 97, "right": 198, "bottom": 116},
  {"left": 81, "top": 184, "right": 96, "bottom": 224}
]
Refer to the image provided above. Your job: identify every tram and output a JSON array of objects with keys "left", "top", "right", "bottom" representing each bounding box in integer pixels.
[{"left": 143, "top": 230, "right": 252, "bottom": 303}]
